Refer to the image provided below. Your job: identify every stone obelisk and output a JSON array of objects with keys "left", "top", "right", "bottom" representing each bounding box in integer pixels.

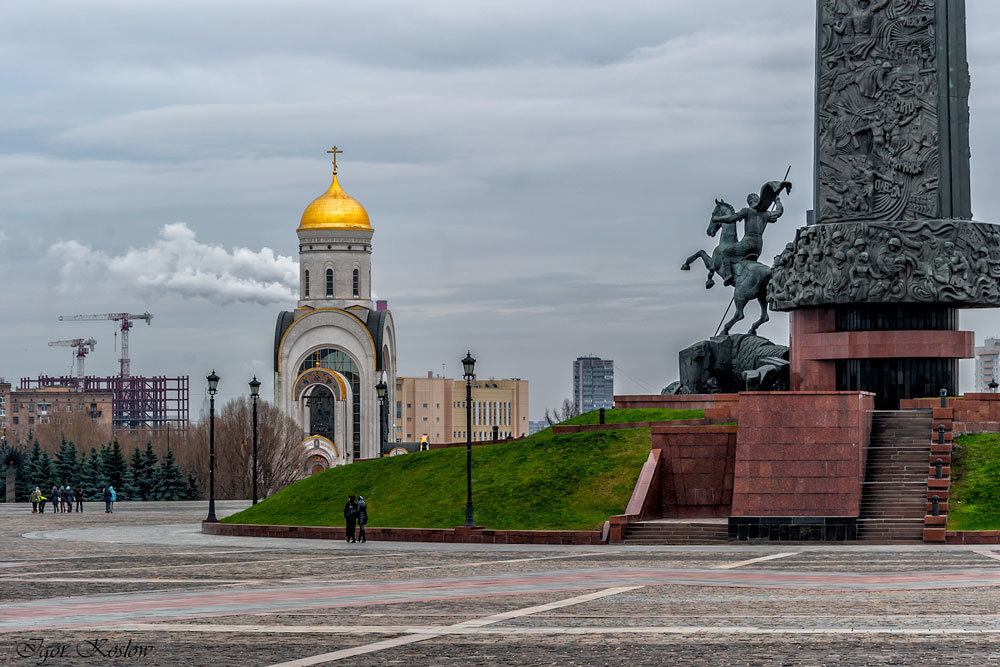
[{"left": 769, "top": 0, "right": 990, "bottom": 408}]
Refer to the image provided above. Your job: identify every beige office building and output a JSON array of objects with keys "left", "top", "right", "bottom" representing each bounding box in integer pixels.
[{"left": 395, "top": 374, "right": 529, "bottom": 443}]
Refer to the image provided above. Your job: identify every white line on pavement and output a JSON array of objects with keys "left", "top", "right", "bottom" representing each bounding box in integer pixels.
[
  {"left": 714, "top": 552, "right": 799, "bottom": 569},
  {"left": 264, "top": 585, "right": 643, "bottom": 666},
  {"left": 974, "top": 550, "right": 1000, "bottom": 562}
]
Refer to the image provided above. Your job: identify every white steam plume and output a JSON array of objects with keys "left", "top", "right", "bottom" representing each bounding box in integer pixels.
[{"left": 51, "top": 223, "right": 298, "bottom": 306}]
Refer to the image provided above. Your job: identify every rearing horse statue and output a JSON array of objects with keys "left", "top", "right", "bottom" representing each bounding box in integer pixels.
[
  {"left": 681, "top": 200, "right": 739, "bottom": 289},
  {"left": 680, "top": 181, "right": 791, "bottom": 336}
]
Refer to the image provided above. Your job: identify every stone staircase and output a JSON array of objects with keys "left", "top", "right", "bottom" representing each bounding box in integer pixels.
[
  {"left": 622, "top": 520, "right": 729, "bottom": 544},
  {"left": 857, "top": 410, "right": 932, "bottom": 543}
]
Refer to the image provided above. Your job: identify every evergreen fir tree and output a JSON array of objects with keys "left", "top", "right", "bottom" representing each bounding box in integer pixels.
[
  {"left": 100, "top": 441, "right": 127, "bottom": 491},
  {"left": 141, "top": 442, "right": 158, "bottom": 499},
  {"left": 76, "top": 449, "right": 98, "bottom": 502},
  {"left": 25, "top": 441, "right": 45, "bottom": 492},
  {"left": 14, "top": 447, "right": 31, "bottom": 501},
  {"left": 185, "top": 472, "right": 201, "bottom": 501},
  {"left": 152, "top": 449, "right": 187, "bottom": 500},
  {"left": 125, "top": 447, "right": 145, "bottom": 500},
  {"left": 55, "top": 439, "right": 79, "bottom": 486},
  {"left": 36, "top": 445, "right": 56, "bottom": 490},
  {"left": 84, "top": 447, "right": 102, "bottom": 499}
]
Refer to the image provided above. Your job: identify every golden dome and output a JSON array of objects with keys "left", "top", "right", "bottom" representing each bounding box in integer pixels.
[{"left": 298, "top": 172, "right": 371, "bottom": 232}]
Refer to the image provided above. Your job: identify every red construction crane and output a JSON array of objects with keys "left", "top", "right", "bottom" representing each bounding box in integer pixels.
[
  {"left": 58, "top": 312, "right": 152, "bottom": 377},
  {"left": 48, "top": 338, "right": 97, "bottom": 383}
]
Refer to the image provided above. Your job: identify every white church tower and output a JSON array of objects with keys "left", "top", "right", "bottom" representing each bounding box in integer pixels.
[{"left": 274, "top": 147, "right": 397, "bottom": 475}]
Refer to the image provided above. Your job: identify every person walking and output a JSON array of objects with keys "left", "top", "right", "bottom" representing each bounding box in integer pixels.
[
  {"left": 75, "top": 486, "right": 84, "bottom": 513},
  {"left": 30, "top": 487, "right": 40, "bottom": 513},
  {"left": 51, "top": 486, "right": 61, "bottom": 513},
  {"left": 102, "top": 486, "right": 112, "bottom": 513},
  {"left": 64, "top": 486, "right": 75, "bottom": 513},
  {"left": 109, "top": 485, "right": 117, "bottom": 513},
  {"left": 343, "top": 495, "right": 358, "bottom": 543},
  {"left": 38, "top": 489, "right": 47, "bottom": 514},
  {"left": 356, "top": 496, "right": 368, "bottom": 543}
]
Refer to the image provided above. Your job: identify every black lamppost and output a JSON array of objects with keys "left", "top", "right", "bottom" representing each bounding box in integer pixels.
[
  {"left": 376, "top": 380, "right": 388, "bottom": 456},
  {"left": 462, "top": 351, "right": 476, "bottom": 527},
  {"left": 206, "top": 370, "right": 220, "bottom": 522},
  {"left": 249, "top": 375, "right": 260, "bottom": 505}
]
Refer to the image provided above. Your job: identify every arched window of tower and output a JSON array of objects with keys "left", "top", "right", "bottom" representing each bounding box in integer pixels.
[
  {"left": 353, "top": 268, "right": 360, "bottom": 297},
  {"left": 326, "top": 268, "right": 333, "bottom": 297},
  {"left": 304, "top": 269, "right": 310, "bottom": 297}
]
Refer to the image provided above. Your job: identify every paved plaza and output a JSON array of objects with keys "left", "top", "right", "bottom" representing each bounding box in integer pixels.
[{"left": 2, "top": 503, "right": 1000, "bottom": 664}]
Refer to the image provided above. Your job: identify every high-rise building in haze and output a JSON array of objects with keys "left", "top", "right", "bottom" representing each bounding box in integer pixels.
[
  {"left": 976, "top": 338, "right": 1000, "bottom": 391},
  {"left": 573, "top": 356, "right": 614, "bottom": 415}
]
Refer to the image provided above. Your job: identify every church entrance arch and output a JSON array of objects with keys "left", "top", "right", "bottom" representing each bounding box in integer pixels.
[{"left": 306, "top": 384, "right": 336, "bottom": 443}]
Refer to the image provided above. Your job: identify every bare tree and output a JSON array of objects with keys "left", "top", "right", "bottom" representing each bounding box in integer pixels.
[
  {"left": 184, "top": 397, "right": 303, "bottom": 500},
  {"left": 544, "top": 398, "right": 579, "bottom": 426}
]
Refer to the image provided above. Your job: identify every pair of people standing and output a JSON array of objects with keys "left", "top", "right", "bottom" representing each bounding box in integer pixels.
[
  {"left": 343, "top": 495, "right": 367, "bottom": 543},
  {"left": 102, "top": 485, "right": 117, "bottom": 513}
]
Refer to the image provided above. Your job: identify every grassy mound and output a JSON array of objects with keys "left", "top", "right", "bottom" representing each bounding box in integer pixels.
[
  {"left": 223, "top": 408, "right": 701, "bottom": 531},
  {"left": 947, "top": 433, "right": 1000, "bottom": 531},
  {"left": 561, "top": 408, "right": 704, "bottom": 426}
]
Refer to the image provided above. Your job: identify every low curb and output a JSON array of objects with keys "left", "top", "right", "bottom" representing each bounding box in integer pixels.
[{"left": 202, "top": 521, "right": 604, "bottom": 545}]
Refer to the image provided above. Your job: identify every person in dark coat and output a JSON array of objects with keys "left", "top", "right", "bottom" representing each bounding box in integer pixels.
[
  {"left": 51, "top": 486, "right": 61, "bottom": 513},
  {"left": 356, "top": 496, "right": 368, "bottom": 543},
  {"left": 75, "top": 486, "right": 84, "bottom": 512},
  {"left": 343, "top": 495, "right": 358, "bottom": 543},
  {"left": 64, "top": 486, "right": 75, "bottom": 512},
  {"left": 102, "top": 486, "right": 112, "bottom": 513}
]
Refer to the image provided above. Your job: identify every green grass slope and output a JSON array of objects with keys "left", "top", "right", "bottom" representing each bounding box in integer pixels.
[
  {"left": 947, "top": 433, "right": 1000, "bottom": 531},
  {"left": 223, "top": 408, "right": 702, "bottom": 531}
]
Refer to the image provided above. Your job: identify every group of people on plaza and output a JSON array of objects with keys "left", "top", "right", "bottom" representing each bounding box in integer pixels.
[
  {"left": 343, "top": 494, "right": 368, "bottom": 543},
  {"left": 28, "top": 485, "right": 118, "bottom": 514}
]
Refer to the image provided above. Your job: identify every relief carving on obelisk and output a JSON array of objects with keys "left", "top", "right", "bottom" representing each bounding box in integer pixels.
[{"left": 817, "top": 0, "right": 941, "bottom": 224}]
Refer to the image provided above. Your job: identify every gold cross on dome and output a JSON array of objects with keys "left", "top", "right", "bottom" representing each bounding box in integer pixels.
[{"left": 327, "top": 146, "right": 343, "bottom": 173}]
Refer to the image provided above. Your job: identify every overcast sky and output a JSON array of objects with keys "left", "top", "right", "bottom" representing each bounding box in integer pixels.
[{"left": 3, "top": 1, "right": 1000, "bottom": 419}]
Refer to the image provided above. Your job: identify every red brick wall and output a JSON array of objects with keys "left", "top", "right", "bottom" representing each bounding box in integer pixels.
[
  {"left": 901, "top": 394, "right": 1000, "bottom": 434},
  {"left": 789, "top": 309, "right": 837, "bottom": 391},
  {"left": 615, "top": 394, "right": 739, "bottom": 413},
  {"left": 731, "top": 392, "right": 875, "bottom": 517},
  {"left": 652, "top": 424, "right": 738, "bottom": 519}
]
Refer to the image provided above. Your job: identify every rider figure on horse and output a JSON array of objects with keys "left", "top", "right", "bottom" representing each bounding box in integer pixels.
[{"left": 711, "top": 182, "right": 790, "bottom": 286}]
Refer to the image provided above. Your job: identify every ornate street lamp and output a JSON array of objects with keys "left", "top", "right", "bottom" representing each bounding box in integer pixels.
[
  {"left": 249, "top": 375, "right": 261, "bottom": 505},
  {"left": 462, "top": 351, "right": 476, "bottom": 527},
  {"left": 206, "top": 370, "right": 220, "bottom": 522},
  {"left": 375, "top": 380, "right": 388, "bottom": 456}
]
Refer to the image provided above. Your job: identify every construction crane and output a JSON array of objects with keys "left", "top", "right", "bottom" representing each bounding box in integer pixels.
[
  {"left": 48, "top": 338, "right": 97, "bottom": 383},
  {"left": 58, "top": 312, "right": 152, "bottom": 377}
]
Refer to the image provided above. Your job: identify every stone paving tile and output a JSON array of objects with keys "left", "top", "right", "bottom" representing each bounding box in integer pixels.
[
  {"left": 1, "top": 631, "right": 375, "bottom": 667},
  {"left": 0, "top": 580, "right": 231, "bottom": 603},
  {"left": 361, "top": 636, "right": 1000, "bottom": 666},
  {"left": 6, "top": 504, "right": 1000, "bottom": 663}
]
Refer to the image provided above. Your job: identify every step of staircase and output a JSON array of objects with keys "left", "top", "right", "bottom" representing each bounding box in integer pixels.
[
  {"left": 857, "top": 410, "right": 932, "bottom": 542},
  {"left": 622, "top": 521, "right": 728, "bottom": 545}
]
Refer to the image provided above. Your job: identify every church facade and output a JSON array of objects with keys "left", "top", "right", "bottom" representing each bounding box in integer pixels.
[{"left": 273, "top": 150, "right": 397, "bottom": 475}]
